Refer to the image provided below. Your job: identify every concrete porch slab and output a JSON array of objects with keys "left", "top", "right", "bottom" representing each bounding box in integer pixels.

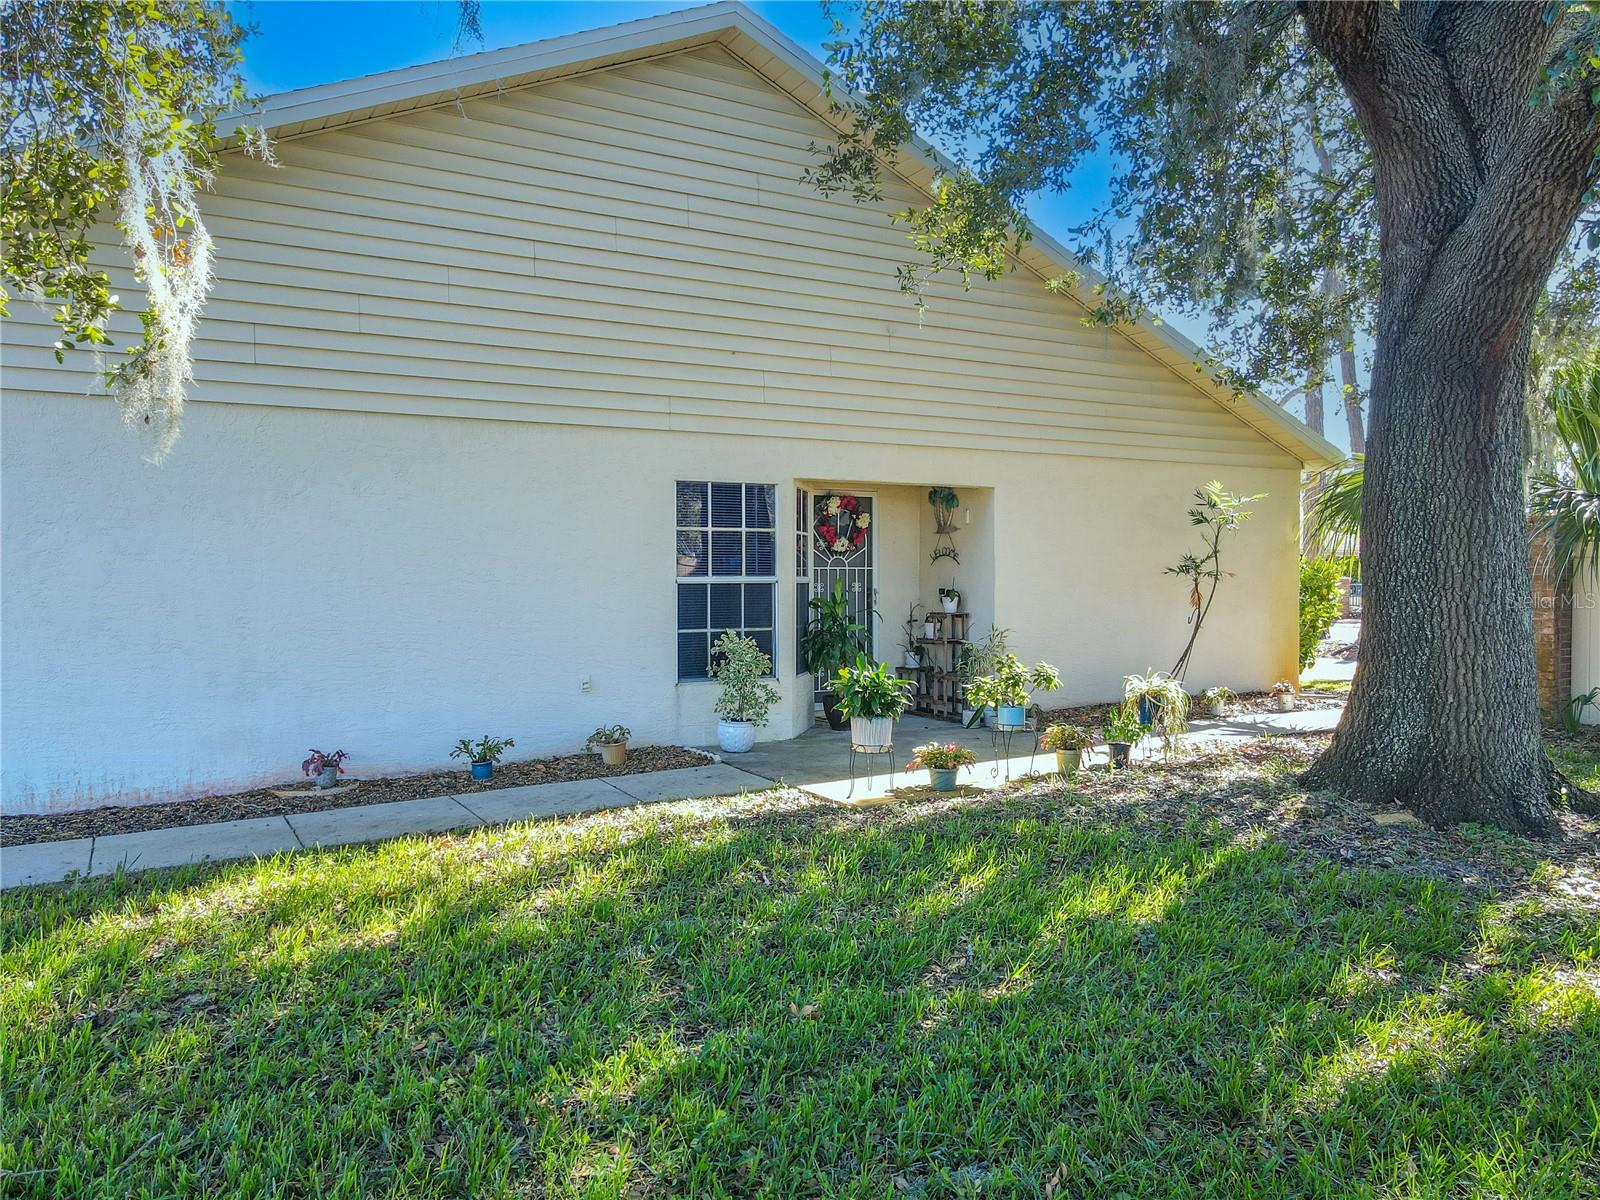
[
  {"left": 453, "top": 777, "right": 628, "bottom": 826},
  {"left": 88, "top": 815, "right": 302, "bottom": 878},
  {"left": 1, "top": 837, "right": 93, "bottom": 888},
  {"left": 286, "top": 795, "right": 482, "bottom": 848},
  {"left": 603, "top": 762, "right": 773, "bottom": 803}
]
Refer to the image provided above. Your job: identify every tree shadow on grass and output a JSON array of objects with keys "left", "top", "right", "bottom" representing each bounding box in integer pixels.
[{"left": 3, "top": 775, "right": 1598, "bottom": 1198}]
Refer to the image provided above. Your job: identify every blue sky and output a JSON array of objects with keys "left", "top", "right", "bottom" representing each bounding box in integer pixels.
[{"left": 226, "top": 1, "right": 1344, "bottom": 448}]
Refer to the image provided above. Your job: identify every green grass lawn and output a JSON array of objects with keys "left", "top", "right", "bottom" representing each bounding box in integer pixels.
[{"left": 4, "top": 751, "right": 1599, "bottom": 1199}]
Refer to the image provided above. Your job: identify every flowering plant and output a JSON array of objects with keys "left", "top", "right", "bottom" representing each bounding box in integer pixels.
[
  {"left": 302, "top": 748, "right": 348, "bottom": 777},
  {"left": 907, "top": 742, "right": 977, "bottom": 770}
]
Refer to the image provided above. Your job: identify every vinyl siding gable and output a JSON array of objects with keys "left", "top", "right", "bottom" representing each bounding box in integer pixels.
[{"left": 4, "top": 44, "right": 1297, "bottom": 469}]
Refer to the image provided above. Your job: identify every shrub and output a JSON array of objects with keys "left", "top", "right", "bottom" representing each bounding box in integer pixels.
[
  {"left": 1299, "top": 556, "right": 1345, "bottom": 670},
  {"left": 711, "top": 633, "right": 781, "bottom": 725}
]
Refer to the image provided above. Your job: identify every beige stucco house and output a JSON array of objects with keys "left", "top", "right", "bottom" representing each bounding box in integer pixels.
[{"left": 0, "top": 3, "right": 1337, "bottom": 813}]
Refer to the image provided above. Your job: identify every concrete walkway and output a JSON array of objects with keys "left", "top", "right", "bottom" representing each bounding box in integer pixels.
[
  {"left": 1, "top": 707, "right": 1340, "bottom": 890},
  {"left": 0, "top": 762, "right": 774, "bottom": 890},
  {"left": 722, "top": 708, "right": 1342, "bottom": 803}
]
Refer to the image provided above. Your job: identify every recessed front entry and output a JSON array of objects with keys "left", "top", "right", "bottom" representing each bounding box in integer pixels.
[{"left": 803, "top": 489, "right": 876, "bottom": 700}]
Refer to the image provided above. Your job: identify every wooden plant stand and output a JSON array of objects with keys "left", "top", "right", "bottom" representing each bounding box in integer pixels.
[{"left": 896, "top": 609, "right": 969, "bottom": 720}]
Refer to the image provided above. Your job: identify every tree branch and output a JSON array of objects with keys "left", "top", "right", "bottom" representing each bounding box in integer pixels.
[{"left": 1435, "top": 2, "right": 1561, "bottom": 173}]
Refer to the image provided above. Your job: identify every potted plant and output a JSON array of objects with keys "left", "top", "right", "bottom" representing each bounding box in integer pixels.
[
  {"left": 1197, "top": 686, "right": 1236, "bottom": 718},
  {"left": 939, "top": 585, "right": 961, "bottom": 613},
  {"left": 965, "top": 654, "right": 1062, "bottom": 729},
  {"left": 958, "top": 625, "right": 1012, "bottom": 725},
  {"left": 301, "top": 748, "right": 348, "bottom": 790},
  {"left": 801, "top": 580, "right": 869, "bottom": 730},
  {"left": 922, "top": 614, "right": 938, "bottom": 640},
  {"left": 900, "top": 602, "right": 925, "bottom": 670},
  {"left": 450, "top": 735, "right": 514, "bottom": 781},
  {"left": 834, "top": 654, "right": 915, "bottom": 749},
  {"left": 1271, "top": 680, "right": 1298, "bottom": 712},
  {"left": 1102, "top": 703, "right": 1143, "bottom": 768},
  {"left": 711, "top": 631, "right": 781, "bottom": 753},
  {"left": 1123, "top": 671, "right": 1190, "bottom": 755},
  {"left": 907, "top": 741, "right": 977, "bottom": 791},
  {"left": 1039, "top": 724, "right": 1093, "bottom": 776},
  {"left": 586, "top": 724, "right": 631, "bottom": 767}
]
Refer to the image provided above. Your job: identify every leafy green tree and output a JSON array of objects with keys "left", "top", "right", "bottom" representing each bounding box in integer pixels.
[
  {"left": 1, "top": 0, "right": 254, "bottom": 457},
  {"left": 816, "top": 1, "right": 1600, "bottom": 832},
  {"left": 1, "top": 1, "right": 480, "bottom": 458}
]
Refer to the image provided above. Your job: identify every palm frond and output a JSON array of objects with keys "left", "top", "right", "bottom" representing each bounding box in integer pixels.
[
  {"left": 1531, "top": 353, "right": 1600, "bottom": 584},
  {"left": 1304, "top": 455, "right": 1363, "bottom": 559}
]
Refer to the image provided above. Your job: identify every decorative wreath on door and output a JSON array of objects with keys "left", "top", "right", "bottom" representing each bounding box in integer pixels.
[{"left": 815, "top": 493, "right": 870, "bottom": 555}]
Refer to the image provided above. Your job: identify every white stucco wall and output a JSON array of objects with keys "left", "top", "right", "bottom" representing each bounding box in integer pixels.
[
  {"left": 0, "top": 34, "right": 1311, "bottom": 812},
  {"left": 1, "top": 392, "right": 1300, "bottom": 813},
  {"left": 1573, "top": 581, "right": 1600, "bottom": 722}
]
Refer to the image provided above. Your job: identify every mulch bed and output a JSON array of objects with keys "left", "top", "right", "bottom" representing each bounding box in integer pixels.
[
  {"left": 834, "top": 736, "right": 1600, "bottom": 908},
  {"left": 0, "top": 745, "right": 714, "bottom": 847}
]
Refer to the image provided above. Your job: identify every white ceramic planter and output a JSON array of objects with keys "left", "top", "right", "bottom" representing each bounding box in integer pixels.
[
  {"left": 850, "top": 715, "right": 893, "bottom": 750},
  {"left": 922, "top": 620, "right": 937, "bottom": 639},
  {"left": 904, "top": 651, "right": 921, "bottom": 669},
  {"left": 717, "top": 719, "right": 756, "bottom": 753},
  {"left": 941, "top": 596, "right": 959, "bottom": 613}
]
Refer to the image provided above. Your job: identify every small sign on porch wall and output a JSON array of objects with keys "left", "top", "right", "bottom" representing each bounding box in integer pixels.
[{"left": 929, "top": 486, "right": 960, "bottom": 564}]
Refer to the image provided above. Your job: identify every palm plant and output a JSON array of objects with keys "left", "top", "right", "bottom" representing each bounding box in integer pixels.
[
  {"left": 1307, "top": 355, "right": 1600, "bottom": 582},
  {"left": 1304, "top": 454, "right": 1364, "bottom": 559},
  {"left": 1531, "top": 355, "right": 1600, "bottom": 585}
]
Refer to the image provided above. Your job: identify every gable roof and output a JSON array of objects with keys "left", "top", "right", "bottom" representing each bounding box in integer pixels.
[{"left": 228, "top": 1, "right": 1341, "bottom": 471}]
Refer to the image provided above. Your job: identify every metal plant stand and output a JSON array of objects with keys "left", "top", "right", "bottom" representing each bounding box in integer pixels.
[
  {"left": 846, "top": 741, "right": 896, "bottom": 798},
  {"left": 989, "top": 718, "right": 1038, "bottom": 780}
]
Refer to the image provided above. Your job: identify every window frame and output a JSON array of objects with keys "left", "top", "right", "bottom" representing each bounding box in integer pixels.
[{"left": 675, "top": 481, "right": 779, "bottom": 682}]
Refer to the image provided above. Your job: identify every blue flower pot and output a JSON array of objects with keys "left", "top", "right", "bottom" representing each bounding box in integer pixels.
[
  {"left": 470, "top": 761, "right": 493, "bottom": 781},
  {"left": 929, "top": 767, "right": 957, "bottom": 792},
  {"left": 998, "top": 704, "right": 1027, "bottom": 729},
  {"left": 1138, "top": 697, "right": 1155, "bottom": 726}
]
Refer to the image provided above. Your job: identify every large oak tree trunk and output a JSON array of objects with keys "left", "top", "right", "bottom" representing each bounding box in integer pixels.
[
  {"left": 1300, "top": 2, "right": 1600, "bottom": 833},
  {"left": 1305, "top": 261, "right": 1561, "bottom": 833}
]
